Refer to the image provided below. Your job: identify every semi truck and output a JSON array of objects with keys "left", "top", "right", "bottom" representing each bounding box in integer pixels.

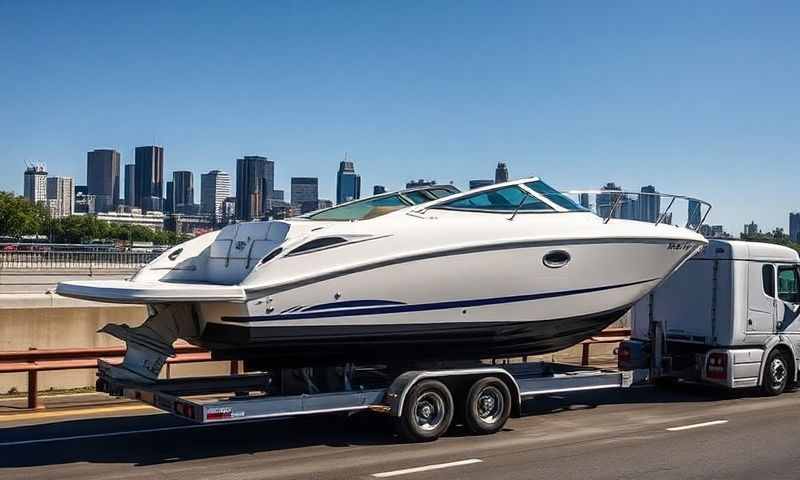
[{"left": 619, "top": 239, "right": 800, "bottom": 396}]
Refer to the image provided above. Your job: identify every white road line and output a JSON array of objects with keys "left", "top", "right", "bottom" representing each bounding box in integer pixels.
[
  {"left": 666, "top": 420, "right": 729, "bottom": 432},
  {"left": 372, "top": 459, "right": 483, "bottom": 478}
]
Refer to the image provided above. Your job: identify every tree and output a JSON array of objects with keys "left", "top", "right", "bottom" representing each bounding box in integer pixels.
[{"left": 0, "top": 192, "right": 47, "bottom": 238}]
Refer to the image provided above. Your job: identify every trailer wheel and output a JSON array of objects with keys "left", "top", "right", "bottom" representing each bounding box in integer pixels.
[
  {"left": 395, "top": 379, "right": 454, "bottom": 442},
  {"left": 464, "top": 377, "right": 512, "bottom": 435},
  {"left": 761, "top": 349, "right": 790, "bottom": 396}
]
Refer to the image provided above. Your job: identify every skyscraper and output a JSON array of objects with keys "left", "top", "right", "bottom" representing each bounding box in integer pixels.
[
  {"left": 579, "top": 193, "right": 590, "bottom": 210},
  {"left": 790, "top": 212, "right": 800, "bottom": 242},
  {"left": 494, "top": 162, "right": 509, "bottom": 183},
  {"left": 87, "top": 149, "right": 120, "bottom": 212},
  {"left": 291, "top": 177, "right": 319, "bottom": 213},
  {"left": 134, "top": 146, "right": 164, "bottom": 212},
  {"left": 688, "top": 200, "right": 702, "bottom": 228},
  {"left": 638, "top": 185, "right": 660, "bottom": 223},
  {"left": 165, "top": 181, "right": 175, "bottom": 214},
  {"left": 596, "top": 182, "right": 623, "bottom": 219},
  {"left": 744, "top": 221, "right": 759, "bottom": 236},
  {"left": 46, "top": 176, "right": 74, "bottom": 218},
  {"left": 124, "top": 164, "right": 136, "bottom": 207},
  {"left": 23, "top": 164, "right": 47, "bottom": 205},
  {"left": 236, "top": 155, "right": 273, "bottom": 221},
  {"left": 469, "top": 179, "right": 493, "bottom": 190},
  {"left": 172, "top": 171, "right": 194, "bottom": 214},
  {"left": 336, "top": 160, "right": 361, "bottom": 204},
  {"left": 200, "top": 170, "right": 232, "bottom": 223},
  {"left": 373, "top": 185, "right": 386, "bottom": 195}
]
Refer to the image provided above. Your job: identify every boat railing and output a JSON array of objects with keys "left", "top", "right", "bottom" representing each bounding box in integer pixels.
[{"left": 564, "top": 190, "right": 712, "bottom": 232}]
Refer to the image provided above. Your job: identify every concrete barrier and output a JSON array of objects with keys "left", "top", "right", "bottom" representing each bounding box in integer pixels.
[{"left": 0, "top": 294, "right": 228, "bottom": 394}]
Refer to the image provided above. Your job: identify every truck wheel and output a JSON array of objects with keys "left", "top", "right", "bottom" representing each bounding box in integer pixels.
[
  {"left": 395, "top": 379, "right": 454, "bottom": 442},
  {"left": 761, "top": 349, "right": 790, "bottom": 396},
  {"left": 464, "top": 377, "right": 512, "bottom": 435}
]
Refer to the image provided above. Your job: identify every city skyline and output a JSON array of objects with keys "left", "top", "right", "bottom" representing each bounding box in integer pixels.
[{"left": 3, "top": 3, "right": 800, "bottom": 233}]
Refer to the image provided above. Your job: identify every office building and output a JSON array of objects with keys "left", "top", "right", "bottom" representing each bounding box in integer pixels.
[
  {"left": 134, "top": 146, "right": 164, "bottom": 212},
  {"left": 494, "top": 162, "right": 509, "bottom": 183},
  {"left": 272, "top": 189, "right": 284, "bottom": 201},
  {"left": 373, "top": 185, "right": 386, "bottom": 195},
  {"left": 200, "top": 170, "right": 232, "bottom": 223},
  {"left": 46, "top": 176, "right": 74, "bottom": 218},
  {"left": 744, "top": 221, "right": 759, "bottom": 236},
  {"left": 236, "top": 155, "right": 273, "bottom": 220},
  {"left": 336, "top": 160, "right": 361, "bottom": 204},
  {"left": 406, "top": 179, "right": 436, "bottom": 188},
  {"left": 221, "top": 196, "right": 237, "bottom": 225},
  {"left": 579, "top": 193, "right": 590, "bottom": 210},
  {"left": 165, "top": 181, "right": 175, "bottom": 214},
  {"left": 469, "top": 179, "right": 493, "bottom": 190},
  {"left": 596, "top": 183, "right": 623, "bottom": 219},
  {"left": 124, "top": 164, "right": 136, "bottom": 207},
  {"left": 790, "top": 212, "right": 800, "bottom": 242},
  {"left": 688, "top": 200, "right": 702, "bottom": 228},
  {"left": 638, "top": 185, "right": 660, "bottom": 223},
  {"left": 291, "top": 177, "right": 319, "bottom": 206},
  {"left": 74, "top": 185, "right": 95, "bottom": 214},
  {"left": 172, "top": 171, "right": 194, "bottom": 214},
  {"left": 87, "top": 149, "right": 120, "bottom": 212},
  {"left": 23, "top": 163, "right": 48, "bottom": 204},
  {"left": 94, "top": 210, "right": 165, "bottom": 231}
]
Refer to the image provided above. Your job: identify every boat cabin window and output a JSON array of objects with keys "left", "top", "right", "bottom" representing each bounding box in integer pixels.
[
  {"left": 404, "top": 191, "right": 433, "bottom": 204},
  {"left": 307, "top": 195, "right": 409, "bottom": 221},
  {"left": 428, "top": 188, "right": 458, "bottom": 199},
  {"left": 436, "top": 186, "right": 553, "bottom": 212},
  {"left": 525, "top": 180, "right": 588, "bottom": 211},
  {"left": 777, "top": 266, "right": 800, "bottom": 303}
]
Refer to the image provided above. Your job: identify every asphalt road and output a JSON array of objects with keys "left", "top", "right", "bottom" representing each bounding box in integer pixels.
[{"left": 1, "top": 384, "right": 797, "bottom": 480}]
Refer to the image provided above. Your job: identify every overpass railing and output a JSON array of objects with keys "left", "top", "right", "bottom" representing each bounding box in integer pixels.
[{"left": 0, "top": 251, "right": 159, "bottom": 270}]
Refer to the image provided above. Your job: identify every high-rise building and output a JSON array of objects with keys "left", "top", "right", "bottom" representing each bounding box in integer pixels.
[
  {"left": 236, "top": 155, "right": 273, "bottom": 221},
  {"left": 200, "top": 170, "right": 232, "bottom": 223},
  {"left": 688, "top": 200, "right": 702, "bottom": 228},
  {"left": 134, "top": 146, "right": 164, "bottom": 212},
  {"left": 87, "top": 149, "right": 120, "bottom": 212},
  {"left": 638, "top": 185, "right": 660, "bottom": 223},
  {"left": 596, "top": 183, "right": 623, "bottom": 219},
  {"left": 221, "top": 196, "right": 237, "bottom": 225},
  {"left": 23, "top": 163, "right": 48, "bottom": 205},
  {"left": 74, "top": 185, "right": 95, "bottom": 214},
  {"left": 46, "top": 176, "right": 74, "bottom": 218},
  {"left": 336, "top": 160, "right": 361, "bottom": 204},
  {"left": 744, "top": 221, "right": 759, "bottom": 236},
  {"left": 373, "top": 185, "right": 386, "bottom": 195},
  {"left": 291, "top": 177, "right": 319, "bottom": 208},
  {"left": 123, "top": 164, "right": 136, "bottom": 207},
  {"left": 469, "top": 179, "right": 493, "bottom": 190},
  {"left": 172, "top": 171, "right": 194, "bottom": 214},
  {"left": 579, "top": 193, "right": 590, "bottom": 210},
  {"left": 165, "top": 181, "right": 175, "bottom": 214},
  {"left": 406, "top": 179, "right": 436, "bottom": 188},
  {"left": 272, "top": 189, "right": 284, "bottom": 201},
  {"left": 494, "top": 162, "right": 509, "bottom": 183},
  {"left": 790, "top": 212, "right": 800, "bottom": 242}
]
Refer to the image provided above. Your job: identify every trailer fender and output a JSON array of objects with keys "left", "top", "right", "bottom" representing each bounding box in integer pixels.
[
  {"left": 384, "top": 368, "right": 522, "bottom": 418},
  {"left": 758, "top": 338, "right": 798, "bottom": 385}
]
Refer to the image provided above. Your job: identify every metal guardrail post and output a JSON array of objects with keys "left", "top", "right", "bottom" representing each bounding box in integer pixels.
[{"left": 27, "top": 347, "right": 43, "bottom": 410}]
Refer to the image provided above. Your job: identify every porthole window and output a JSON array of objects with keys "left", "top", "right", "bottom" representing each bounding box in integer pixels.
[{"left": 543, "top": 250, "right": 571, "bottom": 268}]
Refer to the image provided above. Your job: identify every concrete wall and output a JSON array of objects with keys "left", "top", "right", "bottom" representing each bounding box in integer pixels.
[{"left": 0, "top": 294, "right": 229, "bottom": 394}]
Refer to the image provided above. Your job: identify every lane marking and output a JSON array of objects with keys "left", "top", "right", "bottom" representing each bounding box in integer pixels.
[
  {"left": 372, "top": 459, "right": 483, "bottom": 478},
  {"left": 666, "top": 420, "right": 728, "bottom": 432},
  {"left": 0, "top": 404, "right": 156, "bottom": 423}
]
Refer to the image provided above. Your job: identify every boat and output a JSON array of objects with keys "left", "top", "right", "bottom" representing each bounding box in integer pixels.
[{"left": 57, "top": 178, "right": 709, "bottom": 376}]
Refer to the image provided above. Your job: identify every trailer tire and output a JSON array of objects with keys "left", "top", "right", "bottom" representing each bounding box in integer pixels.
[
  {"left": 761, "top": 349, "right": 790, "bottom": 397},
  {"left": 464, "top": 377, "right": 512, "bottom": 435},
  {"left": 395, "top": 379, "right": 454, "bottom": 442}
]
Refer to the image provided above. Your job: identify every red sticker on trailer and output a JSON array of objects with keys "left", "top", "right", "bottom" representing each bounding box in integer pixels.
[{"left": 206, "top": 407, "right": 245, "bottom": 420}]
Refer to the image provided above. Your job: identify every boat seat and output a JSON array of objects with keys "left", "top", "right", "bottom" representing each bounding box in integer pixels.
[{"left": 206, "top": 222, "right": 289, "bottom": 285}]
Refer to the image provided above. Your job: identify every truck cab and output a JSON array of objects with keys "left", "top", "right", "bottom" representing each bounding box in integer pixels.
[{"left": 620, "top": 240, "right": 800, "bottom": 395}]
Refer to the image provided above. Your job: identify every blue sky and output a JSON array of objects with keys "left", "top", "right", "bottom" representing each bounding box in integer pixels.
[{"left": 1, "top": 1, "right": 798, "bottom": 233}]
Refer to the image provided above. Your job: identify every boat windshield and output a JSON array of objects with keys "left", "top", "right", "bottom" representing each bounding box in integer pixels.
[
  {"left": 307, "top": 195, "right": 410, "bottom": 221},
  {"left": 435, "top": 186, "right": 553, "bottom": 212},
  {"left": 525, "top": 180, "right": 588, "bottom": 211}
]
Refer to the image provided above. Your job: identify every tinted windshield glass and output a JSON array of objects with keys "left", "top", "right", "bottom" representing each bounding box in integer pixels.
[
  {"left": 404, "top": 191, "right": 432, "bottom": 204},
  {"left": 525, "top": 180, "right": 587, "bottom": 211},
  {"left": 307, "top": 195, "right": 409, "bottom": 221},
  {"left": 437, "top": 186, "right": 553, "bottom": 212},
  {"left": 428, "top": 188, "right": 458, "bottom": 199}
]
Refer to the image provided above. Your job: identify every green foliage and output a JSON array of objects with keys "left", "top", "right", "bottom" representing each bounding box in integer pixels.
[
  {"left": 0, "top": 191, "right": 184, "bottom": 245},
  {"left": 741, "top": 229, "right": 800, "bottom": 254}
]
